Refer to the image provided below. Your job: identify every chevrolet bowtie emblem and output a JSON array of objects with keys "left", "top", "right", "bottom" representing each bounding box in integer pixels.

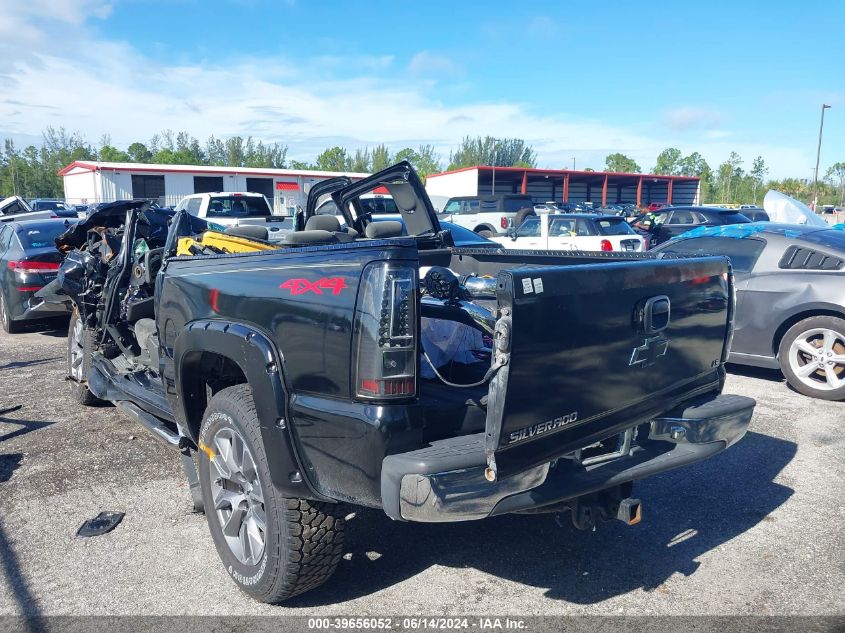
[{"left": 629, "top": 335, "right": 669, "bottom": 367}]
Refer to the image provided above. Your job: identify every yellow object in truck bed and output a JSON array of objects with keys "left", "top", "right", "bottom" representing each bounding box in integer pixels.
[{"left": 177, "top": 231, "right": 279, "bottom": 256}]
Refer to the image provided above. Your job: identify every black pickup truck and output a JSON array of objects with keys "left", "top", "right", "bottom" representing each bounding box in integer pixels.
[{"left": 41, "top": 162, "right": 754, "bottom": 603}]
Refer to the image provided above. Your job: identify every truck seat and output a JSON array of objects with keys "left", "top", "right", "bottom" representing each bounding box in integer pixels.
[
  {"left": 304, "top": 215, "right": 357, "bottom": 242},
  {"left": 364, "top": 221, "right": 403, "bottom": 239},
  {"left": 282, "top": 230, "right": 338, "bottom": 245}
]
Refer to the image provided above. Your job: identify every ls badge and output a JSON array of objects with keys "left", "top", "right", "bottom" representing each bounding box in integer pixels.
[{"left": 629, "top": 335, "right": 669, "bottom": 367}]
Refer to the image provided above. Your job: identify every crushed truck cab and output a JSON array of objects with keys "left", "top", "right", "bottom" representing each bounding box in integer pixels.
[{"left": 46, "top": 161, "right": 753, "bottom": 604}]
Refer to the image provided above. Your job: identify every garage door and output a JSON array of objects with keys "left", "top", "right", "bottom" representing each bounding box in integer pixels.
[
  {"left": 194, "top": 176, "right": 224, "bottom": 193},
  {"left": 246, "top": 177, "right": 274, "bottom": 199},
  {"left": 131, "top": 175, "right": 165, "bottom": 203}
]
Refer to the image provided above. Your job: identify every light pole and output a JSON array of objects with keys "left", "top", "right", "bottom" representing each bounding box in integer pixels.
[
  {"left": 571, "top": 157, "right": 576, "bottom": 170},
  {"left": 812, "top": 103, "right": 831, "bottom": 211}
]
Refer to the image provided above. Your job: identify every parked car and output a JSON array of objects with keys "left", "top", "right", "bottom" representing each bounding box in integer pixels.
[
  {"left": 1, "top": 196, "right": 36, "bottom": 217},
  {"left": 44, "top": 162, "right": 753, "bottom": 603},
  {"left": 174, "top": 192, "right": 291, "bottom": 242},
  {"left": 439, "top": 194, "right": 535, "bottom": 236},
  {"left": 0, "top": 219, "right": 75, "bottom": 332},
  {"left": 630, "top": 206, "right": 752, "bottom": 247},
  {"left": 647, "top": 202, "right": 670, "bottom": 212},
  {"left": 741, "top": 208, "right": 770, "bottom": 222},
  {"left": 371, "top": 216, "right": 503, "bottom": 249},
  {"left": 490, "top": 213, "right": 646, "bottom": 252},
  {"left": 30, "top": 199, "right": 78, "bottom": 218},
  {"left": 653, "top": 223, "right": 845, "bottom": 400}
]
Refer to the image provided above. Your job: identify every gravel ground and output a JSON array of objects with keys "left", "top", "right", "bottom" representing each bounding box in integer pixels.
[{"left": 0, "top": 320, "right": 843, "bottom": 617}]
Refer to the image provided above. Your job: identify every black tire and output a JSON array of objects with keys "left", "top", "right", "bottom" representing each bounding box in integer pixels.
[
  {"left": 778, "top": 315, "right": 845, "bottom": 401},
  {"left": 66, "top": 309, "right": 101, "bottom": 405},
  {"left": 198, "top": 384, "right": 345, "bottom": 603},
  {"left": 477, "top": 229, "right": 495, "bottom": 238},
  {"left": 0, "top": 291, "right": 22, "bottom": 334},
  {"left": 513, "top": 207, "right": 537, "bottom": 230}
]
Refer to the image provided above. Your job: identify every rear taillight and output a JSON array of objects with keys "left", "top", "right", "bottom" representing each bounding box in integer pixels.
[
  {"left": 8, "top": 261, "right": 60, "bottom": 273},
  {"left": 600, "top": 239, "right": 613, "bottom": 252},
  {"left": 354, "top": 262, "right": 417, "bottom": 400},
  {"left": 500, "top": 216, "right": 508, "bottom": 229}
]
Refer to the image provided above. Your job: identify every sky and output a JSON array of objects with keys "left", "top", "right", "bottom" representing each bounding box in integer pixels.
[{"left": 0, "top": 0, "right": 843, "bottom": 178}]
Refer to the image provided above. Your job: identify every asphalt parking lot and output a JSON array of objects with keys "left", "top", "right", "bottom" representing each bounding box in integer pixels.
[{"left": 0, "top": 320, "right": 843, "bottom": 617}]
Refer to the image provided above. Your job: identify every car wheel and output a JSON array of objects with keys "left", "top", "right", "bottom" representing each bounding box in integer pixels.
[
  {"left": 67, "top": 309, "right": 101, "bottom": 405},
  {"left": 0, "top": 291, "right": 22, "bottom": 334},
  {"left": 198, "top": 384, "right": 345, "bottom": 603},
  {"left": 513, "top": 207, "right": 537, "bottom": 230},
  {"left": 778, "top": 316, "right": 845, "bottom": 401},
  {"left": 477, "top": 229, "right": 495, "bottom": 237}
]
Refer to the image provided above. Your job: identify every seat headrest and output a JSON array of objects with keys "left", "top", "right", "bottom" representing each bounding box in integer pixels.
[
  {"left": 364, "top": 221, "right": 404, "bottom": 239},
  {"left": 283, "top": 230, "right": 337, "bottom": 245},
  {"left": 305, "top": 215, "right": 341, "bottom": 232},
  {"left": 224, "top": 225, "right": 269, "bottom": 241}
]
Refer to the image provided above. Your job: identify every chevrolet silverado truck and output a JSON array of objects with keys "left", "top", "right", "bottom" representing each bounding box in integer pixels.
[{"left": 45, "top": 161, "right": 754, "bottom": 604}]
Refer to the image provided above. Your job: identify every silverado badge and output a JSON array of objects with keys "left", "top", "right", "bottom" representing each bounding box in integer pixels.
[{"left": 507, "top": 411, "right": 579, "bottom": 445}]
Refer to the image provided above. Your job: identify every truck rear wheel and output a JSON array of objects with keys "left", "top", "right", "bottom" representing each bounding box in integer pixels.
[{"left": 198, "top": 384, "right": 345, "bottom": 603}]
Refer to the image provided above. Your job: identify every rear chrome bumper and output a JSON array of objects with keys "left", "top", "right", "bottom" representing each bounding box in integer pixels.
[{"left": 383, "top": 394, "right": 754, "bottom": 523}]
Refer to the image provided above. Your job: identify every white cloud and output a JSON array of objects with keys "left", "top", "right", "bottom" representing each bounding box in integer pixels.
[
  {"left": 0, "top": 0, "right": 112, "bottom": 25},
  {"left": 664, "top": 106, "right": 723, "bottom": 131},
  {"left": 408, "top": 51, "right": 457, "bottom": 76},
  {"left": 0, "top": 7, "right": 813, "bottom": 179}
]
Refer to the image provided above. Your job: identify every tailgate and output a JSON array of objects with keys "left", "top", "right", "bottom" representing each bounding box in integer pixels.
[{"left": 485, "top": 256, "right": 731, "bottom": 478}]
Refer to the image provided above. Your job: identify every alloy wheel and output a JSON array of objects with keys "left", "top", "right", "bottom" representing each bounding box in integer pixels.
[
  {"left": 207, "top": 427, "right": 266, "bottom": 566},
  {"left": 788, "top": 327, "right": 845, "bottom": 392}
]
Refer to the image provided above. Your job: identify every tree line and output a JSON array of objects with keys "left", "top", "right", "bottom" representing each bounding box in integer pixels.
[
  {"left": 606, "top": 149, "right": 845, "bottom": 207},
  {"left": 0, "top": 128, "right": 539, "bottom": 200},
  {"left": 1, "top": 127, "right": 842, "bottom": 207}
]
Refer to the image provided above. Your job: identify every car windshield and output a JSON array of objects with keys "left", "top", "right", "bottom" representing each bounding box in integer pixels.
[
  {"left": 206, "top": 196, "right": 271, "bottom": 218},
  {"left": 16, "top": 222, "right": 72, "bottom": 249},
  {"left": 595, "top": 218, "right": 636, "bottom": 235},
  {"left": 34, "top": 201, "right": 62, "bottom": 210},
  {"left": 359, "top": 197, "right": 398, "bottom": 215},
  {"left": 719, "top": 211, "right": 752, "bottom": 223},
  {"left": 656, "top": 236, "right": 765, "bottom": 273}
]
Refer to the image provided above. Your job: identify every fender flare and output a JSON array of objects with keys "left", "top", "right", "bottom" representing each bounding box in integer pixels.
[{"left": 173, "top": 319, "right": 324, "bottom": 499}]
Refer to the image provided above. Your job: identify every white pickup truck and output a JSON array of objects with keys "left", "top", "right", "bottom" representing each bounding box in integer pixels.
[
  {"left": 489, "top": 213, "right": 646, "bottom": 252},
  {"left": 438, "top": 194, "right": 535, "bottom": 236},
  {"left": 174, "top": 192, "right": 291, "bottom": 242}
]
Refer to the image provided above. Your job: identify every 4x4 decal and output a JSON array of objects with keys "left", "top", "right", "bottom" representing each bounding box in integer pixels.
[{"left": 280, "top": 277, "right": 347, "bottom": 296}]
